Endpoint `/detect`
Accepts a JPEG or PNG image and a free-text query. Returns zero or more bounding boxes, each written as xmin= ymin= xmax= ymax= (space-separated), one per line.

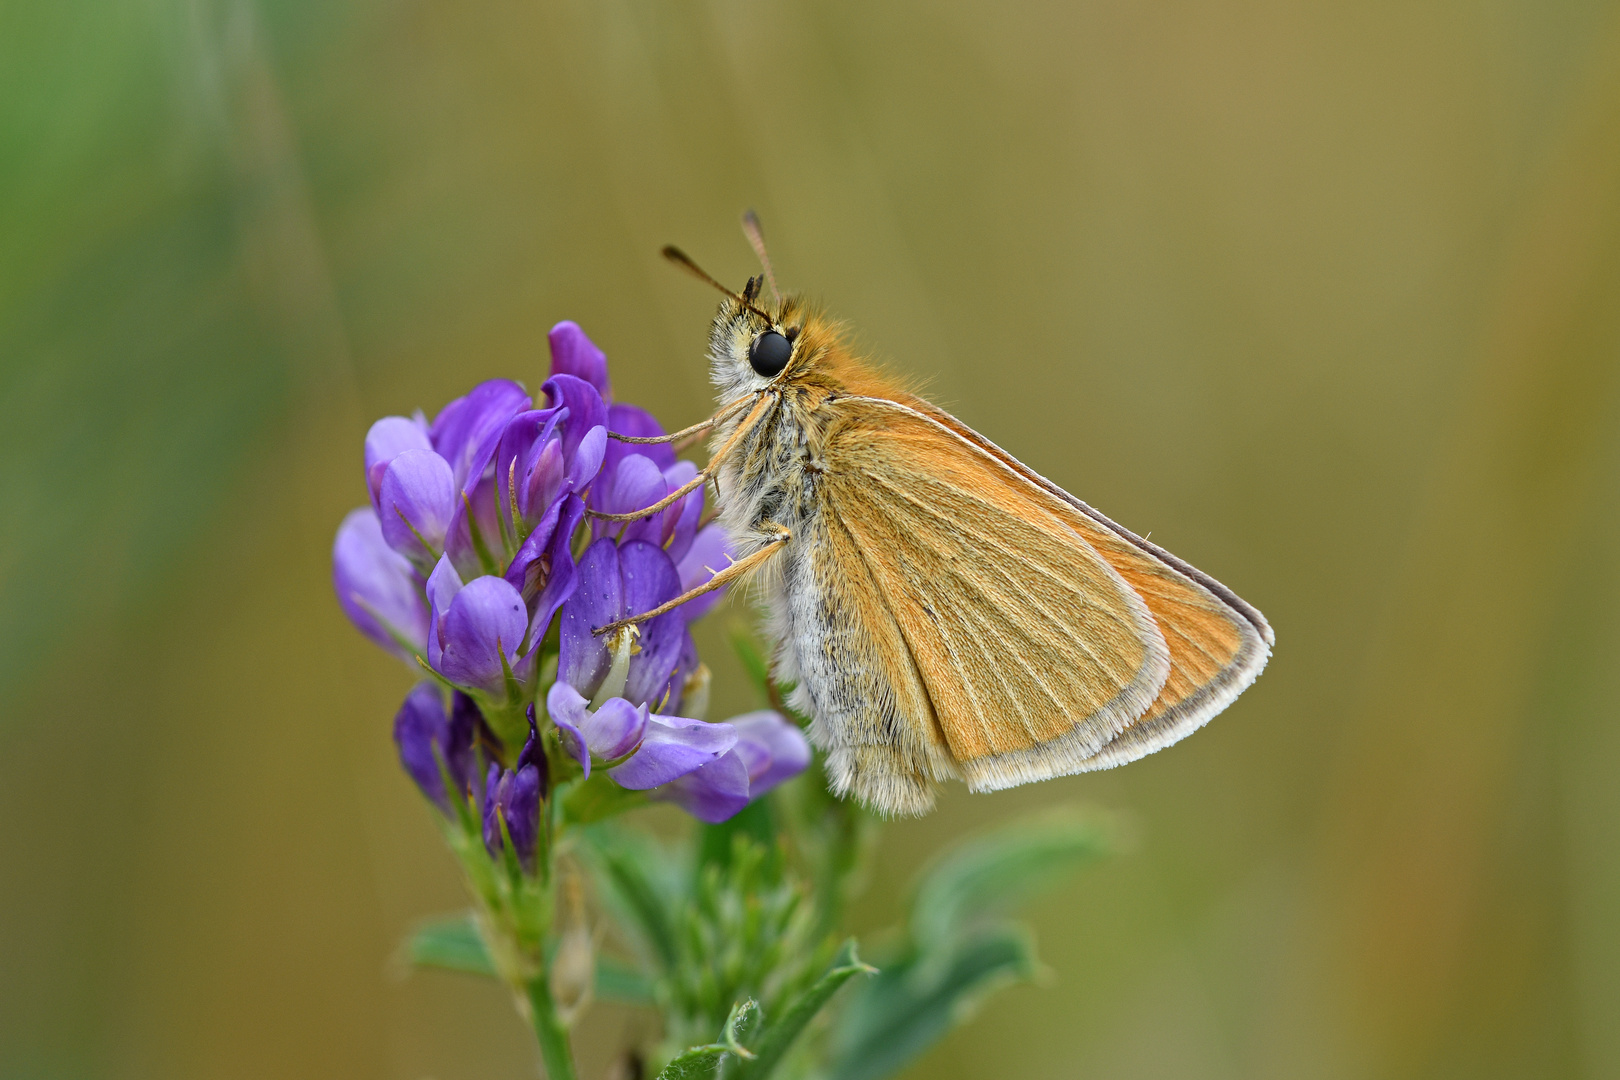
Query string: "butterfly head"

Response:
xmin=706 ymin=285 xmax=827 ymax=397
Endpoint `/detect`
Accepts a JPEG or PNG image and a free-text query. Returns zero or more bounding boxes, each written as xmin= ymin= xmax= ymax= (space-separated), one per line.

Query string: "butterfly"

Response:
xmin=593 ymin=214 xmax=1273 ymax=816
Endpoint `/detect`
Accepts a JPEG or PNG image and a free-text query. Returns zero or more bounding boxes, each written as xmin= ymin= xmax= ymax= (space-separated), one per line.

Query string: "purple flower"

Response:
xmin=377 ymin=448 xmax=457 ymax=572
xmin=558 ymin=538 xmax=692 ymax=709
xmin=425 ymin=557 xmax=535 ymax=698
xmin=365 ymin=414 xmax=432 ymax=513
xmin=728 ymin=711 xmax=813 ymax=795
xmin=548 ymin=321 xmax=612 ymax=401
xmin=490 ymin=385 xmax=606 ymax=640
xmin=503 ymin=494 xmax=587 ymax=650
xmin=673 ymin=523 xmax=732 ymax=623
xmin=547 ymin=681 xmax=736 ymax=789
xmin=588 ymin=404 xmax=703 ymax=552
xmin=654 ymin=711 xmax=810 ymax=823
xmin=393 ymin=684 xmax=481 ymax=811
xmin=333 ymin=508 xmax=429 ymax=662
xmin=431 ymin=380 xmax=533 ymax=579
xmin=483 ymin=714 xmax=547 ymax=869
xmin=431 ymin=379 xmax=533 ymax=492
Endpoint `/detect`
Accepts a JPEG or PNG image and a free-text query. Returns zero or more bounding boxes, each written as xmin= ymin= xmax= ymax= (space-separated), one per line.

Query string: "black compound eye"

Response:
xmin=748 ymin=330 xmax=793 ymax=377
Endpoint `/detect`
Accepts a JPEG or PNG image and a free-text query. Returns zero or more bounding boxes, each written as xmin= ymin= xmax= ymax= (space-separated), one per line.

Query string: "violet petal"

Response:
xmin=424 ymin=554 xmax=464 ymax=671
xmin=674 ymin=523 xmax=732 ymax=623
xmin=582 ymin=697 xmax=648 ymax=762
xmin=365 ymin=415 xmax=432 ymax=512
xmin=591 ymin=453 xmax=667 ymax=545
xmin=661 ymin=459 xmax=704 ymax=561
xmin=542 ymin=375 xmax=608 ymax=467
xmin=493 ymin=408 xmax=563 ymax=542
xmin=393 ymin=683 xmax=452 ymax=810
xmin=437 ymin=575 xmax=530 ymax=696
xmin=618 ymin=541 xmax=687 ymax=706
xmin=547 ymin=320 xmax=612 ymax=400
xmin=444 ymin=471 xmax=502 ymax=581
xmin=604 ymin=404 xmax=675 ymax=471
xmin=333 ymin=508 xmax=429 ymax=662
xmin=431 ymin=379 xmax=532 ymax=493
xmin=378 ymin=448 xmax=456 ymax=570
xmin=567 ymin=425 xmax=608 ymax=492
xmin=654 ymin=750 xmax=753 ymax=824
xmin=607 ymin=713 xmax=736 ymax=790
xmin=483 ymin=763 xmax=542 ymax=869
xmin=729 ymin=710 xmax=811 ymax=795
xmin=557 ymin=537 xmax=622 ymax=697
xmin=547 ymin=680 xmax=593 ymax=777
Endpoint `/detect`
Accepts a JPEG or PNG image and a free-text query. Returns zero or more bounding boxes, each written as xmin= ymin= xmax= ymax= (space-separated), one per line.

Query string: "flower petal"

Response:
xmin=431 ymin=379 xmax=532 ymax=493
xmin=365 ymin=415 xmax=432 ymax=512
xmin=607 ymin=713 xmax=736 ymax=790
xmin=568 ymin=424 xmax=608 ymax=491
xmin=443 ymin=471 xmax=502 ymax=581
xmin=393 ymin=683 xmax=451 ymax=809
xmin=582 ymin=697 xmax=647 ymax=762
xmin=332 ymin=508 xmax=429 ymax=662
xmin=424 ymin=554 xmax=464 ymax=671
xmin=483 ymin=763 xmax=543 ymax=869
xmin=591 ymin=452 xmax=667 ymax=545
xmin=493 ymin=408 xmax=564 ymax=544
xmin=618 ymin=541 xmax=687 ymax=706
xmin=674 ymin=523 xmax=732 ymax=623
xmin=604 ymin=403 xmax=675 ymax=470
xmin=654 ymin=750 xmax=753 ymax=824
xmin=729 ymin=710 xmax=811 ymax=795
xmin=547 ymin=321 xmax=612 ymax=400
xmin=436 ymin=575 xmax=530 ymax=696
xmin=661 ymin=460 xmax=704 ymax=562
xmin=542 ymin=375 xmax=608 ymax=468
xmin=547 ymin=680 xmax=593 ymax=777
xmin=558 ymin=537 xmax=621 ymax=697
xmin=378 ymin=449 xmax=456 ymax=570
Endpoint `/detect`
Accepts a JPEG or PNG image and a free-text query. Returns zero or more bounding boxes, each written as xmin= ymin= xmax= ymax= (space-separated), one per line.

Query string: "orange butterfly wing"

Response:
xmin=817 ymin=396 xmax=1270 ymax=791
xmin=909 ymin=398 xmax=1274 ymax=768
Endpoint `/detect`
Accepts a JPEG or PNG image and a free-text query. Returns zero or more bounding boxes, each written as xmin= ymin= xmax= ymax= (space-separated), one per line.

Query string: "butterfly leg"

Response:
xmin=588 ymin=392 xmax=775 ymax=524
xmin=605 ymin=391 xmax=759 ymax=448
xmin=591 ymin=526 xmax=790 ymax=637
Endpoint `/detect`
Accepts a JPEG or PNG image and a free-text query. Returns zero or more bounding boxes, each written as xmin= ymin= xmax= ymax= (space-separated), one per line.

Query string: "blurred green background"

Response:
xmin=4 ymin=0 xmax=1620 ymax=1077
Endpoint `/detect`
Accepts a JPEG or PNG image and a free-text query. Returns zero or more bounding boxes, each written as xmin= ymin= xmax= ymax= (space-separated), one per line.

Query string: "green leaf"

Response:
xmin=405 ymin=912 xmax=496 ymax=978
xmin=910 ymin=807 xmax=1113 ymax=949
xmin=827 ymin=927 xmax=1038 ymax=1080
xmin=736 ymin=940 xmax=875 ymax=1080
xmin=655 ymin=1044 xmax=728 ymax=1080
xmin=575 ymin=822 xmax=682 ymax=971
xmin=656 ymin=999 xmax=758 ymax=1080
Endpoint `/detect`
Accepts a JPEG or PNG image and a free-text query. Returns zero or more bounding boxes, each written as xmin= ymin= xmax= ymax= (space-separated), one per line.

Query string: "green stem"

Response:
xmin=526 ymin=974 xmax=578 ymax=1080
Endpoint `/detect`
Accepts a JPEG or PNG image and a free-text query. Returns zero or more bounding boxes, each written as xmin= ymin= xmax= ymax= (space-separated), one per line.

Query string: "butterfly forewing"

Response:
xmin=816 ymin=398 xmax=1173 ymax=791
xmin=814 ymin=396 xmax=1271 ymax=793
xmin=908 ymin=399 xmax=1273 ymax=768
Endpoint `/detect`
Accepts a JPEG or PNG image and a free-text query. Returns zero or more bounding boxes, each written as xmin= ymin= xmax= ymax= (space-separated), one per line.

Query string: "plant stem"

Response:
xmin=526 ymin=974 xmax=578 ymax=1080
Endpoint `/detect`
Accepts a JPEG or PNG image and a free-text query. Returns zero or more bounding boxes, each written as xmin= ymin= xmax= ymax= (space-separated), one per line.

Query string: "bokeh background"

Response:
xmin=5 ymin=1 xmax=1620 ymax=1077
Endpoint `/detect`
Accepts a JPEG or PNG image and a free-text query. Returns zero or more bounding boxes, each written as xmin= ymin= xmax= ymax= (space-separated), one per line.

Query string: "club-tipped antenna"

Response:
xmin=661 ymin=245 xmax=775 ymax=325
xmin=741 ymin=210 xmax=780 ymax=304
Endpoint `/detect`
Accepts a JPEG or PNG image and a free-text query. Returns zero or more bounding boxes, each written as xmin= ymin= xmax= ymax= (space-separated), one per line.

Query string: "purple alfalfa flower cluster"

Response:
xmin=332 ymin=321 xmax=809 ymax=866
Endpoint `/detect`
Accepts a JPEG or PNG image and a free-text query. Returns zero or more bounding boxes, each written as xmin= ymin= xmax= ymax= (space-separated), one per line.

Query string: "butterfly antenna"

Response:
xmin=741 ymin=209 xmax=780 ymax=304
xmin=661 ymin=245 xmax=775 ymax=324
